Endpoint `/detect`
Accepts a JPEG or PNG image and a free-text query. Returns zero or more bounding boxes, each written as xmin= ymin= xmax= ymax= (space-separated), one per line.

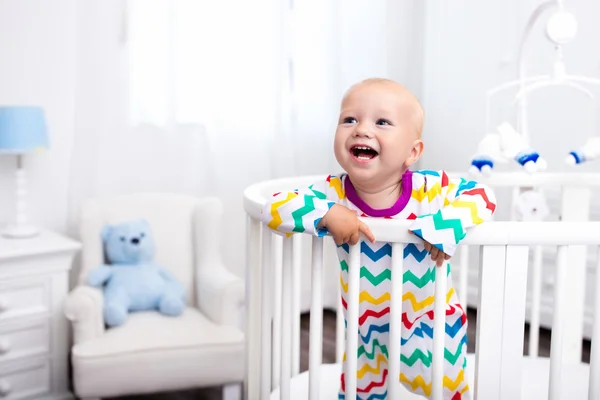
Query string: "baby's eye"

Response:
xmin=343 ymin=117 xmax=357 ymax=124
xmin=120 ymin=236 xmax=126 ymax=242
xmin=140 ymin=232 xmax=145 ymax=238
xmin=376 ymin=119 xmax=391 ymax=126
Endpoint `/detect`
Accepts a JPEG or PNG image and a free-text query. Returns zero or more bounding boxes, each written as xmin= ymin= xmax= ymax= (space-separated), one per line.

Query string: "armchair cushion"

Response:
xmin=71 ymin=307 xmax=244 ymax=398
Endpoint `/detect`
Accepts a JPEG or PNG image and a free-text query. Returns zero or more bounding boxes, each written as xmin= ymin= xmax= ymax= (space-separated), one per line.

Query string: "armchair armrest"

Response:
xmin=63 ymin=285 xmax=105 ymax=344
xmin=196 ymin=265 xmax=245 ymax=329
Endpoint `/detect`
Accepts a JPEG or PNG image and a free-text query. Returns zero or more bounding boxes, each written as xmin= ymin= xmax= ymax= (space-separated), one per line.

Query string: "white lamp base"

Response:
xmin=3 ymin=156 xmax=40 ymax=239
xmin=2 ymin=224 xmax=40 ymax=239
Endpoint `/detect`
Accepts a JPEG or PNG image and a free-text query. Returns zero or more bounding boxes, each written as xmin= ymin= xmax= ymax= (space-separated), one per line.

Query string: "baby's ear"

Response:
xmin=101 ymin=225 xmax=113 ymax=242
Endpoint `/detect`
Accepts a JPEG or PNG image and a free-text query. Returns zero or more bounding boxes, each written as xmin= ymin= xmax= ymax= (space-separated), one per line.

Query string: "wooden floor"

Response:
xmin=112 ymin=308 xmax=591 ymax=400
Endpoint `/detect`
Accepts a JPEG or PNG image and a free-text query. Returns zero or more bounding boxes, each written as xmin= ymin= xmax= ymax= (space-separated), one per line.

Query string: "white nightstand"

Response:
xmin=0 ymin=229 xmax=81 ymax=400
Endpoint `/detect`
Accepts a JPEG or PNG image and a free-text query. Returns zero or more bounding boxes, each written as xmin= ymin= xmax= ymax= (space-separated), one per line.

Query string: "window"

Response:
xmin=126 ymin=0 xmax=284 ymax=132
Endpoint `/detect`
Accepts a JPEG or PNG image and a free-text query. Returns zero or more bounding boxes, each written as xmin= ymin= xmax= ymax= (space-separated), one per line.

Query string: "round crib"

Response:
xmin=243 ymin=172 xmax=600 ymax=400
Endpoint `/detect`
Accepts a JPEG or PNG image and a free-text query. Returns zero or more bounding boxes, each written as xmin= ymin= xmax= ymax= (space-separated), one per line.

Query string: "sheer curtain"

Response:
xmin=68 ymin=0 xmax=422 ymax=277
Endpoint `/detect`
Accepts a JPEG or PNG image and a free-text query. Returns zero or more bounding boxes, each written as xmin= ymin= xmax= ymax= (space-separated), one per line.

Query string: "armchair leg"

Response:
xmin=222 ymin=383 xmax=242 ymax=400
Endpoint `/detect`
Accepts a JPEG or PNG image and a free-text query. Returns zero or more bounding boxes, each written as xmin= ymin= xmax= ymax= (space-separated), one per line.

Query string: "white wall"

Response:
xmin=386 ymin=0 xmax=426 ymax=104
xmin=0 ymin=0 xmax=77 ymax=234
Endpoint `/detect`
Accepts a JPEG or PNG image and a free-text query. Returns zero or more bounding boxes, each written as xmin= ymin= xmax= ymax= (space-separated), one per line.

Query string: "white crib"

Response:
xmin=243 ymin=172 xmax=600 ymax=400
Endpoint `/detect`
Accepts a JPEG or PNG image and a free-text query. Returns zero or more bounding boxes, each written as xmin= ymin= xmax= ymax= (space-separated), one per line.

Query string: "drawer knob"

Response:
xmin=0 ymin=339 xmax=10 ymax=354
xmin=0 ymin=297 xmax=8 ymax=312
xmin=0 ymin=380 xmax=11 ymax=397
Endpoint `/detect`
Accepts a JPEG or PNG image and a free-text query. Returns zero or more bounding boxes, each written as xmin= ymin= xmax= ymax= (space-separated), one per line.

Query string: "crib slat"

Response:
xmin=588 ymin=246 xmax=600 ymax=400
xmin=529 ymin=245 xmax=543 ymax=358
xmin=245 ymin=217 xmax=262 ymax=400
xmin=549 ymin=245 xmax=569 ymax=400
xmin=280 ymin=237 xmax=294 ymax=399
xmin=345 ymin=243 xmax=361 ymax=399
xmin=474 ymin=245 xmax=506 ymax=400
xmin=260 ymin=229 xmax=273 ymax=399
xmin=459 ymin=245 xmax=469 ymax=310
xmin=271 ymin=235 xmax=283 ymax=389
xmin=432 ymin=263 xmax=447 ymax=400
xmin=292 ymin=234 xmax=302 ymax=376
xmin=309 ymin=237 xmax=324 ymax=400
xmin=559 ymin=186 xmax=590 ymax=365
xmin=388 ymin=243 xmax=404 ymax=399
xmin=500 ymin=246 xmax=529 ymax=399
xmin=336 ymin=275 xmax=345 ymax=364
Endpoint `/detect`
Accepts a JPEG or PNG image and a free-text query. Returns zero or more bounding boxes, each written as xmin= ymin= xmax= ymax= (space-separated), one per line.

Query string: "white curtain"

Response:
xmin=67 ymin=0 xmax=425 ymax=277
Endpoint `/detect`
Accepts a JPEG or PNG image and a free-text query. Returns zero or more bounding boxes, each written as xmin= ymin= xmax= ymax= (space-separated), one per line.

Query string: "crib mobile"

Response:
xmin=469 ymin=1 xmax=600 ymax=179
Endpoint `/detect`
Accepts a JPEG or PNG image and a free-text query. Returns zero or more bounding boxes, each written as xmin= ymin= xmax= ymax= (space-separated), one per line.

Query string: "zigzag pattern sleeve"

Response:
xmin=260 ymin=175 xmax=344 ymax=237
xmin=408 ymin=170 xmax=497 ymax=257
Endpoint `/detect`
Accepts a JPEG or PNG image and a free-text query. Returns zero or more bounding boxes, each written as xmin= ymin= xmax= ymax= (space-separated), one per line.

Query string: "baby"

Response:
xmin=262 ymin=78 xmax=496 ymax=399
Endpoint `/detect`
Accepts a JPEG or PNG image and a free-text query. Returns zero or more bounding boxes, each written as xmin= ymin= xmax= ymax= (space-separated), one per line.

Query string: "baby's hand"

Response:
xmin=422 ymin=241 xmax=450 ymax=267
xmin=320 ymin=204 xmax=375 ymax=246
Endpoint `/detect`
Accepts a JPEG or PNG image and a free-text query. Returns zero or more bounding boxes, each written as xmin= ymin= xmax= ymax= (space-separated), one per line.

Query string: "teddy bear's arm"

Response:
xmin=158 ymin=267 xmax=178 ymax=282
xmin=86 ymin=265 xmax=113 ymax=287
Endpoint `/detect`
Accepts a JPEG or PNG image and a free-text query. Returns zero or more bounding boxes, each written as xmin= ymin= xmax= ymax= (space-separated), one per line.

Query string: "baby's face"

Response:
xmin=334 ymin=81 xmax=423 ymax=187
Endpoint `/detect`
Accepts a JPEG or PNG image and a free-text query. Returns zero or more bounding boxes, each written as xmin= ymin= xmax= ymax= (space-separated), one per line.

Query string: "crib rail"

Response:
xmin=244 ymin=174 xmax=600 ymax=400
xmin=245 ymin=214 xmax=600 ymax=400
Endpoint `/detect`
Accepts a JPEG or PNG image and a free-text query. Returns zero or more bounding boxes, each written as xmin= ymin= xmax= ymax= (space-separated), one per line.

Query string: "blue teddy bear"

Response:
xmin=86 ymin=219 xmax=186 ymax=327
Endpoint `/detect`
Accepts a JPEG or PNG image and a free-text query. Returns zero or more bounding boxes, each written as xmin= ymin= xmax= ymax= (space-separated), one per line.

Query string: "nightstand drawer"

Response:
xmin=0 ymin=318 xmax=49 ymax=363
xmin=0 ymin=277 xmax=49 ymax=322
xmin=0 ymin=357 xmax=50 ymax=399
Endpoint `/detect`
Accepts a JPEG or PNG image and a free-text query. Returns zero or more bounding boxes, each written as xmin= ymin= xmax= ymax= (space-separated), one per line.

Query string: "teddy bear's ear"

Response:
xmin=101 ymin=225 xmax=113 ymax=242
xmin=139 ymin=219 xmax=151 ymax=229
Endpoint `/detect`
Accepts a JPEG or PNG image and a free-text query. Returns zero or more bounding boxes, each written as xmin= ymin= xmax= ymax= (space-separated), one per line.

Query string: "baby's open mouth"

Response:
xmin=350 ymin=145 xmax=379 ymax=160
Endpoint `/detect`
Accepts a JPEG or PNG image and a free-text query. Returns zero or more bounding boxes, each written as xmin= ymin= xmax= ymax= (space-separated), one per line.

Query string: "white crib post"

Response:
xmin=559 ymin=186 xmax=590 ymax=365
xmin=292 ymin=234 xmax=302 ymax=376
xmin=388 ymin=243 xmax=404 ymax=398
xmin=587 ymin=246 xmax=600 ymax=400
xmin=432 ymin=263 xmax=447 ymax=400
xmin=280 ymin=237 xmax=294 ymax=400
xmin=335 ymin=292 xmax=346 ymax=363
xmin=244 ymin=217 xmax=262 ymax=400
xmin=529 ymin=245 xmax=543 ymax=358
xmin=344 ymin=243 xmax=361 ymax=399
xmin=500 ymin=246 xmax=529 ymax=399
xmin=459 ymin=245 xmax=469 ymax=310
xmin=474 ymin=245 xmax=507 ymax=400
xmin=272 ymin=235 xmax=283 ymax=389
xmin=309 ymin=237 xmax=324 ymax=400
xmin=336 ymin=280 xmax=345 ymax=364
xmin=260 ymin=228 xmax=273 ymax=399
xmin=549 ymin=245 xmax=569 ymax=400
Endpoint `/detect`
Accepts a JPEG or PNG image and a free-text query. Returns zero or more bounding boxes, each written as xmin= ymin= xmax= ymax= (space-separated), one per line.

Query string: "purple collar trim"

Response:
xmin=344 ymin=170 xmax=413 ymax=217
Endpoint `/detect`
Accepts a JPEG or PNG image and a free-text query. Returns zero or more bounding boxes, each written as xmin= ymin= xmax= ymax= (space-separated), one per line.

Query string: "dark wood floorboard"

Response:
xmin=111 ymin=308 xmax=590 ymax=400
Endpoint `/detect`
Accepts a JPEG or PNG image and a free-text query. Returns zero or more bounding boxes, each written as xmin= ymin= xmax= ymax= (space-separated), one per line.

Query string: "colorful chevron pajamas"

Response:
xmin=261 ymin=169 xmax=497 ymax=400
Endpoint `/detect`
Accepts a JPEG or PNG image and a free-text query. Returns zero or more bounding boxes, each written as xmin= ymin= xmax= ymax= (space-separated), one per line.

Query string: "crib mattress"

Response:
xmin=270 ymin=354 xmax=590 ymax=399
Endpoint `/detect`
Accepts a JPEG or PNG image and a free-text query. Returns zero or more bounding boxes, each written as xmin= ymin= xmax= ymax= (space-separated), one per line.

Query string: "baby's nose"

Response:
xmin=131 ymin=237 xmax=140 ymax=245
xmin=354 ymin=127 xmax=371 ymax=137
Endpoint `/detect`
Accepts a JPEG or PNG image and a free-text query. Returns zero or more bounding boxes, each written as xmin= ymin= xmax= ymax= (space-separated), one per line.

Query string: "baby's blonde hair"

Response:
xmin=343 ymin=77 xmax=424 ymax=138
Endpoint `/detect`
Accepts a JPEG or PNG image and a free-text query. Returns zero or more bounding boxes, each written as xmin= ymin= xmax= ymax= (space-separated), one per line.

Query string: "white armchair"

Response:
xmin=63 ymin=193 xmax=245 ymax=400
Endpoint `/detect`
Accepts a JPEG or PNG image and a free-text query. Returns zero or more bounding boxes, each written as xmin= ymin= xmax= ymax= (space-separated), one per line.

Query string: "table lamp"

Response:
xmin=0 ymin=106 xmax=48 ymax=238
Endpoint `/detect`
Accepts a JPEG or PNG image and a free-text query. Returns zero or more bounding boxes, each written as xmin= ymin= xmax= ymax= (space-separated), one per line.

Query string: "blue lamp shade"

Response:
xmin=0 ymin=106 xmax=49 ymax=154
